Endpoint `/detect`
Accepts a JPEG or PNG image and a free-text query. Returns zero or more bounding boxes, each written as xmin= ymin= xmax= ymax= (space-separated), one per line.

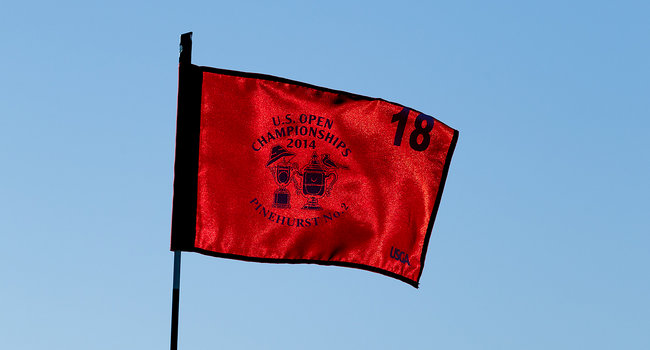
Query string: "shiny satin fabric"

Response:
xmin=175 ymin=65 xmax=458 ymax=287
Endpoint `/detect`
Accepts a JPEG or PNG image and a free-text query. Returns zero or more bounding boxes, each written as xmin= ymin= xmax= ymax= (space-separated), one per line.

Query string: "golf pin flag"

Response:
xmin=171 ymin=50 xmax=458 ymax=288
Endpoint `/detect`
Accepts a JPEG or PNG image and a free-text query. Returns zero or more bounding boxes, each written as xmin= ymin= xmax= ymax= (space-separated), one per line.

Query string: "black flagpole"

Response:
xmin=171 ymin=31 xmax=193 ymax=350
xmin=170 ymin=250 xmax=182 ymax=350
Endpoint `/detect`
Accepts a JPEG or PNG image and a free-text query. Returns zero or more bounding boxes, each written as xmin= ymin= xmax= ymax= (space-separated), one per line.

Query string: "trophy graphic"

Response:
xmin=295 ymin=152 xmax=337 ymax=210
xmin=267 ymin=146 xmax=296 ymax=208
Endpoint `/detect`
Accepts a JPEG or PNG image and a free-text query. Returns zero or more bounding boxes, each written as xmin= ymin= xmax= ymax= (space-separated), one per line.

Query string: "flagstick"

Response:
xmin=170 ymin=250 xmax=182 ymax=350
xmin=170 ymin=31 xmax=193 ymax=350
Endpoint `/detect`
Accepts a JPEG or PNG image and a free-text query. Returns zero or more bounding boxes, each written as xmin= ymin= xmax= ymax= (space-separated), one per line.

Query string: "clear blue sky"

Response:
xmin=1 ymin=1 xmax=648 ymax=349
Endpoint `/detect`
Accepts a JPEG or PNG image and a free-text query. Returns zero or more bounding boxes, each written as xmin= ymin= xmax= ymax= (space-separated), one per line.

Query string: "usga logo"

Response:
xmin=390 ymin=247 xmax=410 ymax=265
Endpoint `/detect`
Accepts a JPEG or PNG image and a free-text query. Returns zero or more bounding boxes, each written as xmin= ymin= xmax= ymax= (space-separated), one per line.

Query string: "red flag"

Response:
xmin=171 ymin=62 xmax=458 ymax=287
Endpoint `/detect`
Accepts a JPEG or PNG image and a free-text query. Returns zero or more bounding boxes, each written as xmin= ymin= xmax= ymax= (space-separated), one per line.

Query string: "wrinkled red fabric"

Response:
xmin=187 ymin=68 xmax=457 ymax=286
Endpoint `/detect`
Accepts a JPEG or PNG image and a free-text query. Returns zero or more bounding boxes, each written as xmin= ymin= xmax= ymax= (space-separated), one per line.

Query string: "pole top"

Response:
xmin=179 ymin=32 xmax=193 ymax=64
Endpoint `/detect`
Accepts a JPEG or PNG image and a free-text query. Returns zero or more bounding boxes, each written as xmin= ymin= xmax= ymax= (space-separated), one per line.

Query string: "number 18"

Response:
xmin=390 ymin=107 xmax=435 ymax=151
